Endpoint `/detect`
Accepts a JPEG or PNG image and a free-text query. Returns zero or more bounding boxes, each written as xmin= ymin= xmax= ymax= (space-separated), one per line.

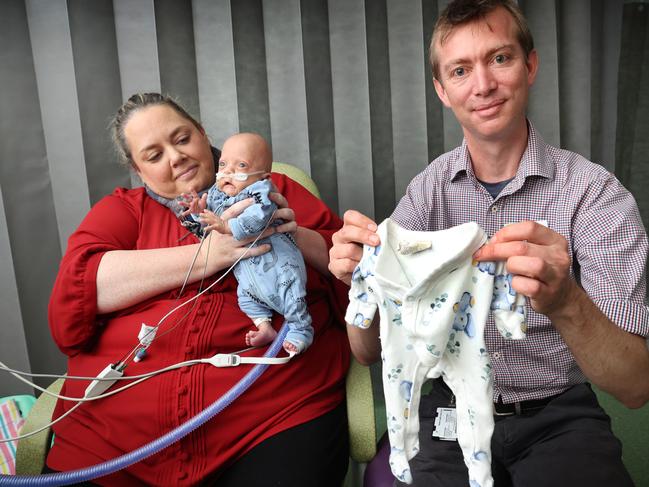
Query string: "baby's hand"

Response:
xmin=200 ymin=210 xmax=230 ymax=234
xmin=179 ymin=192 xmax=207 ymax=216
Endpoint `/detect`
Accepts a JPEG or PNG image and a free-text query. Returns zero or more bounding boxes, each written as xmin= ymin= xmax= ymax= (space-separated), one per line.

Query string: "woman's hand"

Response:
xmin=268 ymin=190 xmax=329 ymax=275
xmin=199 ymin=226 xmax=271 ymax=275
xmin=268 ymin=191 xmax=297 ymax=234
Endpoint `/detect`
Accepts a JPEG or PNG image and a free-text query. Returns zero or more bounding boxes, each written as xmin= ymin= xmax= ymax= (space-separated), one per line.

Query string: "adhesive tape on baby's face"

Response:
xmin=216 ymin=170 xmax=265 ymax=182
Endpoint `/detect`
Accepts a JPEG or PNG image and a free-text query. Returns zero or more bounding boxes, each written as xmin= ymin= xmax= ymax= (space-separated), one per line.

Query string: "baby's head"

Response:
xmin=217 ymin=132 xmax=272 ymax=196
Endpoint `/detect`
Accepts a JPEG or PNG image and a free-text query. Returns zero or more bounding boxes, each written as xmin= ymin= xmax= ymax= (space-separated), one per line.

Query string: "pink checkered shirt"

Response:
xmin=391 ymin=121 xmax=649 ymax=402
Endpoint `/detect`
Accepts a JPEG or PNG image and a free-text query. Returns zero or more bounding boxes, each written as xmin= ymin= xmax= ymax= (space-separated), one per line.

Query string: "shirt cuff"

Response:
xmin=345 ymin=301 xmax=377 ymax=329
xmin=595 ymin=298 xmax=649 ymax=337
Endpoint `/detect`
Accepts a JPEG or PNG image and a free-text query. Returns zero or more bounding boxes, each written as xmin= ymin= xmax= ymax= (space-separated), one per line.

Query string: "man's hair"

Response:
xmin=111 ymin=93 xmax=203 ymax=168
xmin=429 ymin=0 xmax=534 ymax=81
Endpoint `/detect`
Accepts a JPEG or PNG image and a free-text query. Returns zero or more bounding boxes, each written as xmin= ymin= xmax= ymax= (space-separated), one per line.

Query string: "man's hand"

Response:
xmin=473 ymin=221 xmax=577 ymax=318
xmin=329 ymin=210 xmax=380 ymax=285
xmin=474 ymin=220 xmax=649 ymax=408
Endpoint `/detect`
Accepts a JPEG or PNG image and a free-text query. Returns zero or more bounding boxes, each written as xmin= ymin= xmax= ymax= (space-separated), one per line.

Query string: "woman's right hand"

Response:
xmin=200 ymin=225 xmax=271 ymax=274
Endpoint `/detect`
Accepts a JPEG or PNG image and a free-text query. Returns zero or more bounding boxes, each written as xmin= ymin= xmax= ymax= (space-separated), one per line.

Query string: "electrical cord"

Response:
xmin=0 ymin=345 xmax=292 ymax=444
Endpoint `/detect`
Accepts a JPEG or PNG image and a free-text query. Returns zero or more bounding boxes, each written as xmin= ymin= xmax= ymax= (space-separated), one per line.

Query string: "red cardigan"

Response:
xmin=47 ymin=174 xmax=350 ymax=486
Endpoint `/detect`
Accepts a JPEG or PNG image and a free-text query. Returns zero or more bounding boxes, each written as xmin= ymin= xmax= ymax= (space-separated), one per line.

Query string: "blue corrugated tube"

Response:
xmin=0 ymin=325 xmax=288 ymax=486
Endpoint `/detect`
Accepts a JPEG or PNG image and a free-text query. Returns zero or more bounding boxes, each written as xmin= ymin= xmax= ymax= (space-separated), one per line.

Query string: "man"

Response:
xmin=329 ymin=1 xmax=649 ymax=485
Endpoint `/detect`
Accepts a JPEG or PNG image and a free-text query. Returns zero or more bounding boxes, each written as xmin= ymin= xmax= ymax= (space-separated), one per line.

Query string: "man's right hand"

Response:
xmin=329 ymin=210 xmax=381 ymax=285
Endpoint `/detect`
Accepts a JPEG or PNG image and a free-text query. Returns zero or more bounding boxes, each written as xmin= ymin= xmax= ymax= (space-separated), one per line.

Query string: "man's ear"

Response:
xmin=433 ymin=77 xmax=451 ymax=108
xmin=526 ymin=49 xmax=539 ymax=87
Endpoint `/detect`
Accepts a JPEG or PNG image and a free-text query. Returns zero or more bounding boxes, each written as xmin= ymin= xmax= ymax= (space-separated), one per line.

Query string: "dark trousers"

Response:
xmin=43 ymin=402 xmax=349 ymax=487
xmin=212 ymin=401 xmax=349 ymax=486
xmin=397 ymin=382 xmax=634 ymax=487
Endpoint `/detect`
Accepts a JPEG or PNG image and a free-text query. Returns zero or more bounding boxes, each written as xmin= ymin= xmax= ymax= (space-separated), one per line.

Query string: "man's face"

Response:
xmin=432 ymin=7 xmax=538 ymax=143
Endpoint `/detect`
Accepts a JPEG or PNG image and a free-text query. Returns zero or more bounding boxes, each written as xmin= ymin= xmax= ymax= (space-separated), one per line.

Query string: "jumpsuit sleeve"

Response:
xmin=490 ymin=260 xmax=527 ymax=340
xmin=48 ymin=189 xmax=141 ymax=356
xmin=344 ymin=245 xmax=379 ymax=329
xmin=228 ymin=180 xmax=278 ymax=241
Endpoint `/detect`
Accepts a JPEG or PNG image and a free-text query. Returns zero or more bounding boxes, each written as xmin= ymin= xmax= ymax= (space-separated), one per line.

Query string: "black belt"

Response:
xmin=493 ymin=394 xmax=557 ymax=416
xmin=432 ymin=379 xmax=558 ymax=416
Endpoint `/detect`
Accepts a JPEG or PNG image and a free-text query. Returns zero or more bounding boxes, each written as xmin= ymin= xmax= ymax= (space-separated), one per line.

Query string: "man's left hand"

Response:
xmin=473 ymin=221 xmax=577 ymax=317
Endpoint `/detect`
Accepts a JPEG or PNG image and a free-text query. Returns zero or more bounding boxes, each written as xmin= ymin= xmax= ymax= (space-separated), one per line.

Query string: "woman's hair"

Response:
xmin=111 ymin=93 xmax=202 ymax=167
xmin=429 ymin=0 xmax=534 ymax=81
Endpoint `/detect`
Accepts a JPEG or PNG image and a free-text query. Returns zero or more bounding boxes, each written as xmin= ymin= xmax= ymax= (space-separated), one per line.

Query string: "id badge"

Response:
xmin=432 ymin=407 xmax=457 ymax=441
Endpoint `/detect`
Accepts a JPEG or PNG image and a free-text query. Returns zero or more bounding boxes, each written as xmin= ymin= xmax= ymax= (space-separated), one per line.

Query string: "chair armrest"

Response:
xmin=271 ymin=162 xmax=321 ymax=199
xmin=15 ymin=379 xmax=65 ymax=475
xmin=346 ymin=358 xmax=377 ymax=463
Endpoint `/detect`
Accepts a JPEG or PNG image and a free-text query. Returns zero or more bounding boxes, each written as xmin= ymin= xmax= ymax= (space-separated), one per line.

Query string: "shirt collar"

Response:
xmin=450 ymin=120 xmax=555 ymax=183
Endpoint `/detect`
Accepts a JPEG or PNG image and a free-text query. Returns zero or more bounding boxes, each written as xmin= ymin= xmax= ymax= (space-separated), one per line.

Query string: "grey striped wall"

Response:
xmin=1 ymin=0 xmax=648 ymax=395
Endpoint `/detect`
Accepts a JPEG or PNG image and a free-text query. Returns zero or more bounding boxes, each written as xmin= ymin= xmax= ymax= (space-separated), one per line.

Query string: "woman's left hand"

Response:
xmin=269 ymin=191 xmax=297 ymax=234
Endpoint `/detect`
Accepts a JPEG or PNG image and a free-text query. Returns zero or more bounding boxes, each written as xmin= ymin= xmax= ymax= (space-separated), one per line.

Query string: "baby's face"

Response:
xmin=217 ymin=138 xmax=270 ymax=196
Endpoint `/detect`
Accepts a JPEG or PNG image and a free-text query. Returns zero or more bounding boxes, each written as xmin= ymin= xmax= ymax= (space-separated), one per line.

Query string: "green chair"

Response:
xmin=13 ymin=163 xmax=382 ymax=484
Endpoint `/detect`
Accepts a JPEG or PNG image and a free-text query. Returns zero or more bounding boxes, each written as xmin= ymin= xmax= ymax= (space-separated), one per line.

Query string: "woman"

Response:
xmin=46 ymin=93 xmax=351 ymax=486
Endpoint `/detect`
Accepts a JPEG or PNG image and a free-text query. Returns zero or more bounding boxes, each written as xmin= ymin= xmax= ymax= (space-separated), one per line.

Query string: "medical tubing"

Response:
xmin=0 ymin=325 xmax=288 ymax=486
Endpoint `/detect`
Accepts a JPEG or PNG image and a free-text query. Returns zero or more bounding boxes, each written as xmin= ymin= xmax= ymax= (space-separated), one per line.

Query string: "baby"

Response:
xmin=182 ymin=133 xmax=313 ymax=355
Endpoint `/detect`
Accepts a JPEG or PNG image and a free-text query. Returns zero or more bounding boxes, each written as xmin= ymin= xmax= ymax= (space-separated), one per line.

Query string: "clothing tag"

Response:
xmin=397 ymin=239 xmax=432 ymax=255
xmin=432 ymin=407 xmax=457 ymax=441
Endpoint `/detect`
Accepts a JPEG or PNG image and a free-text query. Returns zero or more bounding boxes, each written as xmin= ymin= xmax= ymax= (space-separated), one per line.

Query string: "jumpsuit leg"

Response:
xmin=236 ymin=264 xmax=273 ymax=324
xmin=272 ymin=236 xmax=313 ymax=352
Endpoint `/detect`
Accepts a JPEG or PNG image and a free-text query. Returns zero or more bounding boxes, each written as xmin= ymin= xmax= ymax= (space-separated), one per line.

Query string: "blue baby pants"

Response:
xmin=205 ymin=179 xmax=313 ymax=352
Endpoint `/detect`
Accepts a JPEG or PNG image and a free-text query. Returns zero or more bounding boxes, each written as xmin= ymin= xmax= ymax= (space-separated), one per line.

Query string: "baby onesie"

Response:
xmin=345 ymin=219 xmax=527 ymax=487
xmin=203 ymin=179 xmax=313 ymax=352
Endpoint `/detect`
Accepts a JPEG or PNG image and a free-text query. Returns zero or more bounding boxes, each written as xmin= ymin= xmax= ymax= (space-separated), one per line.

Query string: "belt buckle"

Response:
xmin=493 ymin=401 xmax=522 ymax=416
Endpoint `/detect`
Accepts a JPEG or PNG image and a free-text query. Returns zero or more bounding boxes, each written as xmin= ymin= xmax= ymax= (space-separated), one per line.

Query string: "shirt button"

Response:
xmin=190 ymin=325 xmax=200 ymax=333
xmin=491 ymin=205 xmax=499 ymax=213
xmin=178 ymin=408 xmax=188 ymax=418
xmin=196 ymin=309 xmax=206 ymax=317
xmin=178 ymin=385 xmax=189 ymax=395
xmin=180 ymin=452 xmax=190 ymax=462
xmin=492 ymin=352 xmax=501 ymax=360
xmin=180 ymin=366 xmax=190 ymax=374
xmin=185 ymin=345 xmax=194 ymax=354
xmin=178 ymin=471 xmax=188 ymax=480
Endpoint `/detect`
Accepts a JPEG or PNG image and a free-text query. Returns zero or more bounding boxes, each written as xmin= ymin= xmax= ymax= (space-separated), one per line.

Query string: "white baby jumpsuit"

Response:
xmin=345 ymin=219 xmax=527 ymax=487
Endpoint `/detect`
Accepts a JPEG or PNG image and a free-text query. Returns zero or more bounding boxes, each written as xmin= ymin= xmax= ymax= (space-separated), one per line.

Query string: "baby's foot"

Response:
xmin=245 ymin=322 xmax=277 ymax=347
xmin=283 ymin=341 xmax=299 ymax=355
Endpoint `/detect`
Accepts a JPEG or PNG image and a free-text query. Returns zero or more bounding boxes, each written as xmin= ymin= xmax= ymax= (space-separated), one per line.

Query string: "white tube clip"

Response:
xmin=204 ymin=353 xmax=292 ymax=367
